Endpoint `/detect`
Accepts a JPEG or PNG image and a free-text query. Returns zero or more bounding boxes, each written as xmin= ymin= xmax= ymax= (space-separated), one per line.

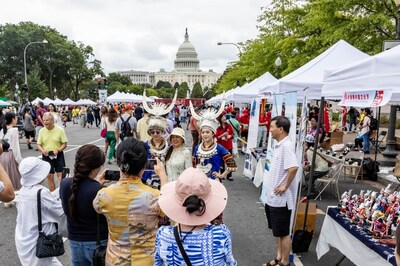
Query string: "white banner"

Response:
xmin=243 ymin=98 xmax=261 ymax=179
xmin=339 ymin=90 xmax=392 ymax=107
xmin=99 ymin=90 xmax=107 ymax=105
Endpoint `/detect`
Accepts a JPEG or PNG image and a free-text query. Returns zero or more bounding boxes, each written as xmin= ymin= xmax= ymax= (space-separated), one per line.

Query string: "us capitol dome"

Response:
xmin=118 ymin=29 xmax=221 ymax=91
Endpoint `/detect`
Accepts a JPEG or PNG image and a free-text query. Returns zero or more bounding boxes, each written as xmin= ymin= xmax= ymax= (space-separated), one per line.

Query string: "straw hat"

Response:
xmin=159 ymin=167 xmax=228 ymax=226
xmin=19 ymin=157 xmax=51 ymax=187
xmin=168 ymin=127 xmax=186 ymax=143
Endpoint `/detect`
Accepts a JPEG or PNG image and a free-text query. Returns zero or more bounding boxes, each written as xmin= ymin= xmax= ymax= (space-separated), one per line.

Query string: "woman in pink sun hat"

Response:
xmin=154 ymin=167 xmax=237 ymax=265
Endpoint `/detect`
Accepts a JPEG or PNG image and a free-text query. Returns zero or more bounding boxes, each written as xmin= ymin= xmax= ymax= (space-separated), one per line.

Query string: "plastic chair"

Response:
xmin=370 ymin=130 xmax=387 ymax=153
xmin=342 ymin=151 xmax=364 ymax=183
xmin=314 ymin=163 xmax=341 ymax=200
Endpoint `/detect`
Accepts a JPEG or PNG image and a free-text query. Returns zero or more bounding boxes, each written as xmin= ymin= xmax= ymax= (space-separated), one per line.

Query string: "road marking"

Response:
xmin=63 ymin=138 xmax=104 ymax=154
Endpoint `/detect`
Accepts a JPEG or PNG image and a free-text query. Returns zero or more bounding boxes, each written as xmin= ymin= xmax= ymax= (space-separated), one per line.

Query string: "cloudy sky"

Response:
xmin=1 ymin=0 xmax=268 ymax=74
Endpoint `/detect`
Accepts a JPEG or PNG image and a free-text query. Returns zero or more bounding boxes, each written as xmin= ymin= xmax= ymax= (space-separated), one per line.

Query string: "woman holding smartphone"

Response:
xmin=59 ymin=144 xmax=108 ymax=266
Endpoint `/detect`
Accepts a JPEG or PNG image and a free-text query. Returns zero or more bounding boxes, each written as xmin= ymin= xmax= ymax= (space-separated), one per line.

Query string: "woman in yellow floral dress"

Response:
xmin=93 ymin=137 xmax=168 ymax=265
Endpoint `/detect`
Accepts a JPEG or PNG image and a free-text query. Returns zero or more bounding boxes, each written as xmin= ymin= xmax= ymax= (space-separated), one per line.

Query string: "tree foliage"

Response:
xmin=215 ymin=0 xmax=399 ymax=93
xmin=0 ymin=22 xmax=103 ymax=101
xmin=191 ymin=82 xmax=203 ymax=98
xmin=178 ymin=82 xmax=189 ymax=98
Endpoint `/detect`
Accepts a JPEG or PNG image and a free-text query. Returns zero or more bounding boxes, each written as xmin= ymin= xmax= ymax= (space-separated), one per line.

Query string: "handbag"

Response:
xmin=36 ymin=189 xmax=65 ymax=258
xmin=173 ymin=226 xmax=192 ymax=266
xmin=100 ymin=128 xmax=107 ymax=138
xmin=92 ymin=214 xmax=107 ymax=266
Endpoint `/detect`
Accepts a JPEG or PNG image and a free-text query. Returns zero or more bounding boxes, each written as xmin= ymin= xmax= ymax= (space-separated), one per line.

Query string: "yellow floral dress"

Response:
xmin=93 ymin=178 xmax=162 ymax=265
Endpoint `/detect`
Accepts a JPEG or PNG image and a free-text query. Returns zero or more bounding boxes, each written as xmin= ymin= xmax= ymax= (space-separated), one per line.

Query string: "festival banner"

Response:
xmin=339 ymin=89 xmax=392 ymax=107
xmin=243 ymin=98 xmax=261 ymax=179
xmin=98 ymin=89 xmax=107 ymax=105
xmin=260 ymin=94 xmax=284 ymax=204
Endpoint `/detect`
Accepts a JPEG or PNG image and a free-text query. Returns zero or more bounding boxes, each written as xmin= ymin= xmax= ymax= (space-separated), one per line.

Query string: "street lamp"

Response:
xmin=275 ymin=55 xmax=282 ymax=78
xmin=217 ymin=42 xmax=242 ymax=57
xmin=23 ymin=39 xmax=48 ymax=99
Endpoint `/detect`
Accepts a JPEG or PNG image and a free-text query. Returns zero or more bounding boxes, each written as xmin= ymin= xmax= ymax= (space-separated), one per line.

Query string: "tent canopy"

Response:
xmin=52 ymin=98 xmax=65 ymax=105
xmin=31 ymin=97 xmax=42 ymax=105
xmin=107 ymin=91 xmax=153 ymax=103
xmin=322 ymin=44 xmax=400 ymax=102
xmin=260 ymin=40 xmax=370 ymax=99
xmin=63 ymin=98 xmax=76 ymax=105
xmin=233 ymin=72 xmax=277 ymax=103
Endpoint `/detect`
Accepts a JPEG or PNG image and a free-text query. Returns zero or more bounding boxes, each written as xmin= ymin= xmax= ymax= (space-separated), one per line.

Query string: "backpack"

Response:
xmin=120 ymin=116 xmax=133 ymax=139
xmin=368 ymin=115 xmax=378 ymax=131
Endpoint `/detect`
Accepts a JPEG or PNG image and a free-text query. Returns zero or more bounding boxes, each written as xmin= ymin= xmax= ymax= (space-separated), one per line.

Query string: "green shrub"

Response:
xmin=379 ymin=116 xmax=389 ymax=125
xmin=331 ymin=113 xmax=339 ymax=121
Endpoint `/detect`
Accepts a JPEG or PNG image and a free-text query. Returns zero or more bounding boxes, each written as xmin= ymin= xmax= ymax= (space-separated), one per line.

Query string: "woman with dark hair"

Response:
xmin=93 ymin=137 xmax=167 ymax=265
xmin=60 ymin=144 xmax=108 ymax=266
xmin=100 ymin=106 xmax=109 ymax=155
xmin=155 ymin=167 xmax=237 ymax=265
xmin=0 ymin=112 xmax=22 ymax=164
xmin=86 ymin=106 xmax=94 ymax=128
xmin=23 ymin=108 xmax=35 ymax=149
xmin=48 ymin=103 xmax=63 ymax=126
xmin=104 ymin=108 xmax=117 ymax=164
xmin=165 ymin=128 xmax=191 ymax=182
xmin=215 ymin=114 xmax=234 ymax=181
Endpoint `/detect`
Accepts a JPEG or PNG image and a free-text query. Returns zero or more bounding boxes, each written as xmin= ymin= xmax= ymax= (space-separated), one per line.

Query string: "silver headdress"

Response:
xmin=143 ymin=90 xmax=177 ymax=132
xmin=190 ymin=99 xmax=225 ymax=133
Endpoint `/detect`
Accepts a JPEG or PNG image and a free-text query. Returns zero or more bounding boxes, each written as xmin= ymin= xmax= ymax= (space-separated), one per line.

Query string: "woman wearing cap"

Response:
xmin=93 ymin=137 xmax=167 ymax=265
xmin=15 ymin=157 xmax=65 ymax=266
xmin=59 ymin=144 xmax=108 ymax=265
xmin=165 ymin=127 xmax=192 ymax=182
xmin=154 ymin=167 xmax=237 ymax=266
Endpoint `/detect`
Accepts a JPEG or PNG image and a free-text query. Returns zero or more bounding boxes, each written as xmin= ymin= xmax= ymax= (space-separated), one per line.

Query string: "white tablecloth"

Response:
xmin=316 ymin=207 xmax=393 ymax=266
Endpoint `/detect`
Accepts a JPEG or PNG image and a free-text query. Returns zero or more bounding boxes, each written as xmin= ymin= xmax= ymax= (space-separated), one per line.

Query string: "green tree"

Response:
xmin=191 ymin=82 xmax=203 ymax=98
xmin=146 ymin=88 xmax=159 ymax=97
xmin=173 ymin=82 xmax=180 ymax=89
xmin=107 ymin=72 xmax=132 ymax=86
xmin=178 ymin=82 xmax=189 ymax=98
xmin=27 ymin=65 xmax=47 ymax=100
xmin=156 ymin=80 xmax=165 ymax=89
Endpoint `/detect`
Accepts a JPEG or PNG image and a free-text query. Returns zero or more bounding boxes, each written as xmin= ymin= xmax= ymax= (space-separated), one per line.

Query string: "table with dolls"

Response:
xmin=316 ymin=186 xmax=398 ymax=265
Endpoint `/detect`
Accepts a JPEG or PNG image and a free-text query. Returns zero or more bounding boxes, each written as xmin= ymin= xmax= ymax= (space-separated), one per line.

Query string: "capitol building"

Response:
xmin=118 ymin=29 xmax=221 ymax=91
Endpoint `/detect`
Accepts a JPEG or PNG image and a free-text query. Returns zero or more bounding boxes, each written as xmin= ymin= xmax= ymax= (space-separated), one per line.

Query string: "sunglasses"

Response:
xmin=150 ymin=130 xmax=162 ymax=135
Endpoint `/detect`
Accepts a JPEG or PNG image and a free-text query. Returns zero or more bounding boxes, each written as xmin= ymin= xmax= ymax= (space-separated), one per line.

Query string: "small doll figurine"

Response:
xmin=376 ymin=198 xmax=387 ymax=214
xmin=358 ymin=190 xmax=365 ymax=203
xmin=373 ymin=216 xmax=386 ymax=237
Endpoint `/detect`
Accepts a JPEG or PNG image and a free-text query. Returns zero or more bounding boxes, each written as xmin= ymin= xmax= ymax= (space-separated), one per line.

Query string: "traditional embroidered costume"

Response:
xmin=141 ymin=90 xmax=177 ymax=189
xmin=190 ymin=101 xmax=237 ymax=179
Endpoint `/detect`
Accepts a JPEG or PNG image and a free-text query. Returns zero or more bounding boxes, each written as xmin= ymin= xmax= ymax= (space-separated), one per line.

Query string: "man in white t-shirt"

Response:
xmin=264 ymin=116 xmax=299 ymax=266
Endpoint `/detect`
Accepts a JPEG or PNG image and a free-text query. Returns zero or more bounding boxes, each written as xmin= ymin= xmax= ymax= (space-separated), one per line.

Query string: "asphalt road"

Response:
xmin=0 ymin=121 xmax=386 ymax=265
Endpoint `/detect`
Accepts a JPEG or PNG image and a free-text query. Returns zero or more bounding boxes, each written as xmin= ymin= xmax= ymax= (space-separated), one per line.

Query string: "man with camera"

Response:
xmin=37 ymin=113 xmax=68 ymax=191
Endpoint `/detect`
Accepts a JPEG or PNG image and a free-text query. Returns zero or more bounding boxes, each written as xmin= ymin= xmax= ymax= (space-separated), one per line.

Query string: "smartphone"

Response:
xmin=145 ymin=159 xmax=157 ymax=170
xmin=105 ymin=170 xmax=120 ymax=181
xmin=61 ymin=167 xmax=70 ymax=179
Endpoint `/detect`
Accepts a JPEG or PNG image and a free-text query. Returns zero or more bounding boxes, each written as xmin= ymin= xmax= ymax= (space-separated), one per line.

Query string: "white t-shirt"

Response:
xmin=264 ymin=136 xmax=299 ymax=210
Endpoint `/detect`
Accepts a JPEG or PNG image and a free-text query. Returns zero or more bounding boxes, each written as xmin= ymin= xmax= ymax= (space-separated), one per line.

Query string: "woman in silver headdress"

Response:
xmin=191 ymin=101 xmax=237 ymax=181
xmin=141 ymin=91 xmax=177 ymax=189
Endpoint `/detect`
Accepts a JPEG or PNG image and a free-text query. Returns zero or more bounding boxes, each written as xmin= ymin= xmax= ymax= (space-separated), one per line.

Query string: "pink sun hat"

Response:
xmin=158 ymin=167 xmax=228 ymax=226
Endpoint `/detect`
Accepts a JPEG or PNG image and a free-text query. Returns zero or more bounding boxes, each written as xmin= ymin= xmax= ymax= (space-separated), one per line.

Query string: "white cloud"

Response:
xmin=1 ymin=0 xmax=268 ymax=74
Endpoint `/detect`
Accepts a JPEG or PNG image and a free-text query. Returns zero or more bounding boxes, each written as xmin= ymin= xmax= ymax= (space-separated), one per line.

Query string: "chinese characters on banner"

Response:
xmin=339 ymin=90 xmax=392 ymax=107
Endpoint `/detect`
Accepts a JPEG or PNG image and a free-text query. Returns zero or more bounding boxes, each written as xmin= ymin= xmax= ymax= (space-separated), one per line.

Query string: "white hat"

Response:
xmin=19 ymin=157 xmax=51 ymax=187
xmin=168 ymin=127 xmax=186 ymax=143
xmin=189 ymin=101 xmax=225 ymax=134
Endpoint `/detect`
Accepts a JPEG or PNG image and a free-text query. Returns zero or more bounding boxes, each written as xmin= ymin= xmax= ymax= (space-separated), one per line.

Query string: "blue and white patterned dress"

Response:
xmin=154 ymin=224 xmax=237 ymax=266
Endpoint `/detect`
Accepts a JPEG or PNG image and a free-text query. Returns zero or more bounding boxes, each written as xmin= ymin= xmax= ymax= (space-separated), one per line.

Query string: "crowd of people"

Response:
xmin=2 ymin=96 xmax=387 ymax=265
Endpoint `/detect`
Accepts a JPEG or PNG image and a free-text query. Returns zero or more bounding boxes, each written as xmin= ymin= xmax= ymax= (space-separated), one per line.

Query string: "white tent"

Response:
xmin=31 ymin=97 xmax=42 ymax=105
xmin=260 ymin=40 xmax=370 ymax=99
xmin=206 ymin=85 xmax=243 ymax=104
xmin=63 ymin=98 xmax=76 ymax=105
xmin=42 ymin=97 xmax=53 ymax=106
xmin=322 ymin=44 xmax=400 ymax=102
xmin=232 ymin=72 xmax=277 ymax=103
xmin=76 ymin=99 xmax=96 ymax=105
xmin=52 ymin=98 xmax=65 ymax=105
xmin=106 ymin=91 xmax=151 ymax=103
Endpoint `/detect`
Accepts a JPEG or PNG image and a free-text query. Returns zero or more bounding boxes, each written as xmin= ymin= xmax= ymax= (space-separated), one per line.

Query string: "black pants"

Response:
xmin=95 ymin=116 xmax=101 ymax=127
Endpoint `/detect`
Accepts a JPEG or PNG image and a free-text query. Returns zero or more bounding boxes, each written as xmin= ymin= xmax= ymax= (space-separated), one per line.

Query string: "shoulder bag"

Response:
xmin=92 ymin=214 xmax=107 ymax=266
xmin=173 ymin=226 xmax=192 ymax=266
xmin=36 ymin=189 xmax=65 ymax=258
